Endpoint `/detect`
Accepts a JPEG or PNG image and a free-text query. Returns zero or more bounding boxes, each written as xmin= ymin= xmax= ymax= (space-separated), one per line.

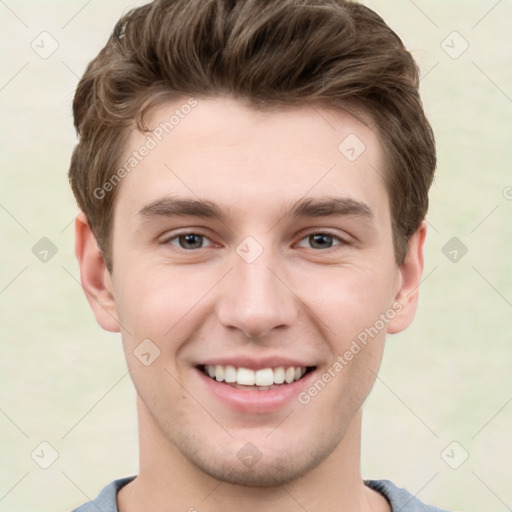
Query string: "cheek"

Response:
xmin=114 ymin=264 xmax=207 ymax=339
xmin=295 ymin=333 xmax=385 ymax=442
xmin=114 ymin=265 xmax=225 ymax=387
xmin=288 ymin=262 xmax=397 ymax=341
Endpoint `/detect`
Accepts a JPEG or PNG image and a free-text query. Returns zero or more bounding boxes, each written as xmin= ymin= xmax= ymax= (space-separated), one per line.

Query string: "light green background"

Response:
xmin=1 ymin=1 xmax=511 ymax=511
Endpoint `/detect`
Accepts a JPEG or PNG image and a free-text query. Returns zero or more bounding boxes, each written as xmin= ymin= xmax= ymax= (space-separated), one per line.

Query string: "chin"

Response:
xmin=181 ymin=437 xmax=336 ymax=488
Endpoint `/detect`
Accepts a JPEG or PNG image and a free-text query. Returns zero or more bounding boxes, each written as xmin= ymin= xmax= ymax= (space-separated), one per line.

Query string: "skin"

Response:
xmin=75 ymin=96 xmax=426 ymax=512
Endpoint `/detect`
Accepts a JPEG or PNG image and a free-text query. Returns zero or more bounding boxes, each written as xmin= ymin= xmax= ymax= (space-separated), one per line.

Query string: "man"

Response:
xmin=68 ymin=0 xmax=447 ymax=510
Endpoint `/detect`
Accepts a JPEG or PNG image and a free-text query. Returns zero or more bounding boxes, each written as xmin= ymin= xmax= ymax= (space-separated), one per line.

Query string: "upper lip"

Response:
xmin=197 ymin=356 xmax=316 ymax=371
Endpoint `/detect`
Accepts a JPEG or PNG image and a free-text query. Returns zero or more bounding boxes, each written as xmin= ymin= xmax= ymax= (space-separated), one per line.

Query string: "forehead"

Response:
xmin=114 ymin=96 xmax=388 ymax=225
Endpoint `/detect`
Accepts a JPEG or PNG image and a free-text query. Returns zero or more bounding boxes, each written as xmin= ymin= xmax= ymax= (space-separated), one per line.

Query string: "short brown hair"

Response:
xmin=68 ymin=0 xmax=436 ymax=273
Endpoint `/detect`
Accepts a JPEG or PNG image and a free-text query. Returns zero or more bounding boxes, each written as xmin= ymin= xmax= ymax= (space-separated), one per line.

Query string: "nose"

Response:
xmin=215 ymin=248 xmax=298 ymax=339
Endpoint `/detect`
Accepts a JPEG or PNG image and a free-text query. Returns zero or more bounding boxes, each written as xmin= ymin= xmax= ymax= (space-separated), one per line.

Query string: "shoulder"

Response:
xmin=365 ymin=479 xmax=452 ymax=512
xmin=70 ymin=476 xmax=136 ymax=512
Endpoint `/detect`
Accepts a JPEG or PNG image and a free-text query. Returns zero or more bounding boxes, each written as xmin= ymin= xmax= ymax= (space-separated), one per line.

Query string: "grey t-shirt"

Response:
xmin=71 ymin=476 xmax=450 ymax=511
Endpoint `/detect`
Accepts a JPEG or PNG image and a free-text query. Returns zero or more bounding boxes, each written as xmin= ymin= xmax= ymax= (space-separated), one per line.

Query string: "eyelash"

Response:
xmin=163 ymin=230 xmax=349 ymax=252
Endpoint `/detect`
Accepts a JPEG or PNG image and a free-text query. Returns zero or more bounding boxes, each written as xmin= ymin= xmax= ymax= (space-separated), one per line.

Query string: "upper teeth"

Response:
xmin=205 ymin=365 xmax=307 ymax=386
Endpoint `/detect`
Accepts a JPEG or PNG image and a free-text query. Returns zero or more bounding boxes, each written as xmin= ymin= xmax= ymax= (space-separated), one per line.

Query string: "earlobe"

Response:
xmin=74 ymin=212 xmax=121 ymax=333
xmin=387 ymin=221 xmax=427 ymax=335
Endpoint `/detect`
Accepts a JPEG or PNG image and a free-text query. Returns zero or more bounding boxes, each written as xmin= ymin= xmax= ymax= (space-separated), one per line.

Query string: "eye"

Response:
xmin=296 ymin=232 xmax=345 ymax=250
xmin=165 ymin=232 xmax=215 ymax=250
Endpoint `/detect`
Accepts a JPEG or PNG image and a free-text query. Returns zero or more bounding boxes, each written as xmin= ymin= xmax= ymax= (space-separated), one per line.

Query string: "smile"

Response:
xmin=198 ymin=364 xmax=315 ymax=391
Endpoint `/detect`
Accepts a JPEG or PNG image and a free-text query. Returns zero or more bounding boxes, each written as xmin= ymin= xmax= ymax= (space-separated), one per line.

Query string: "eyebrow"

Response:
xmin=137 ymin=196 xmax=373 ymax=224
xmin=290 ymin=197 xmax=373 ymax=219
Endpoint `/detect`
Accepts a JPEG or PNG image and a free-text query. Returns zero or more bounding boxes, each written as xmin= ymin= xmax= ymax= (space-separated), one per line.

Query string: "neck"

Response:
xmin=118 ymin=398 xmax=389 ymax=512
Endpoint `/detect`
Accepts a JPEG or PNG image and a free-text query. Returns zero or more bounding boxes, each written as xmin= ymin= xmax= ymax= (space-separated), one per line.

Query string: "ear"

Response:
xmin=74 ymin=212 xmax=120 ymax=333
xmin=387 ymin=221 xmax=427 ymax=334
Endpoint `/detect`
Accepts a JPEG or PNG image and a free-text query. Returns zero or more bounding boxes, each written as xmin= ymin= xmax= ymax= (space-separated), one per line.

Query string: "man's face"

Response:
xmin=91 ymin=97 xmax=419 ymax=486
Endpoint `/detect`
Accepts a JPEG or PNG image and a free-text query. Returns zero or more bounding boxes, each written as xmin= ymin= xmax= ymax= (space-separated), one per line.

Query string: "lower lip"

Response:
xmin=196 ymin=368 xmax=316 ymax=413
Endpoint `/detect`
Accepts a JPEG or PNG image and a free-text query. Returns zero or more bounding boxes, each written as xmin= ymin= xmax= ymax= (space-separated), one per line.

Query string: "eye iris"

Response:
xmin=310 ymin=233 xmax=333 ymax=249
xmin=179 ymin=234 xmax=203 ymax=249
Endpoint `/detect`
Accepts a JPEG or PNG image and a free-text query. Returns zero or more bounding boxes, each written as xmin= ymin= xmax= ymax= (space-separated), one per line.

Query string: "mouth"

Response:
xmin=197 ymin=364 xmax=316 ymax=391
